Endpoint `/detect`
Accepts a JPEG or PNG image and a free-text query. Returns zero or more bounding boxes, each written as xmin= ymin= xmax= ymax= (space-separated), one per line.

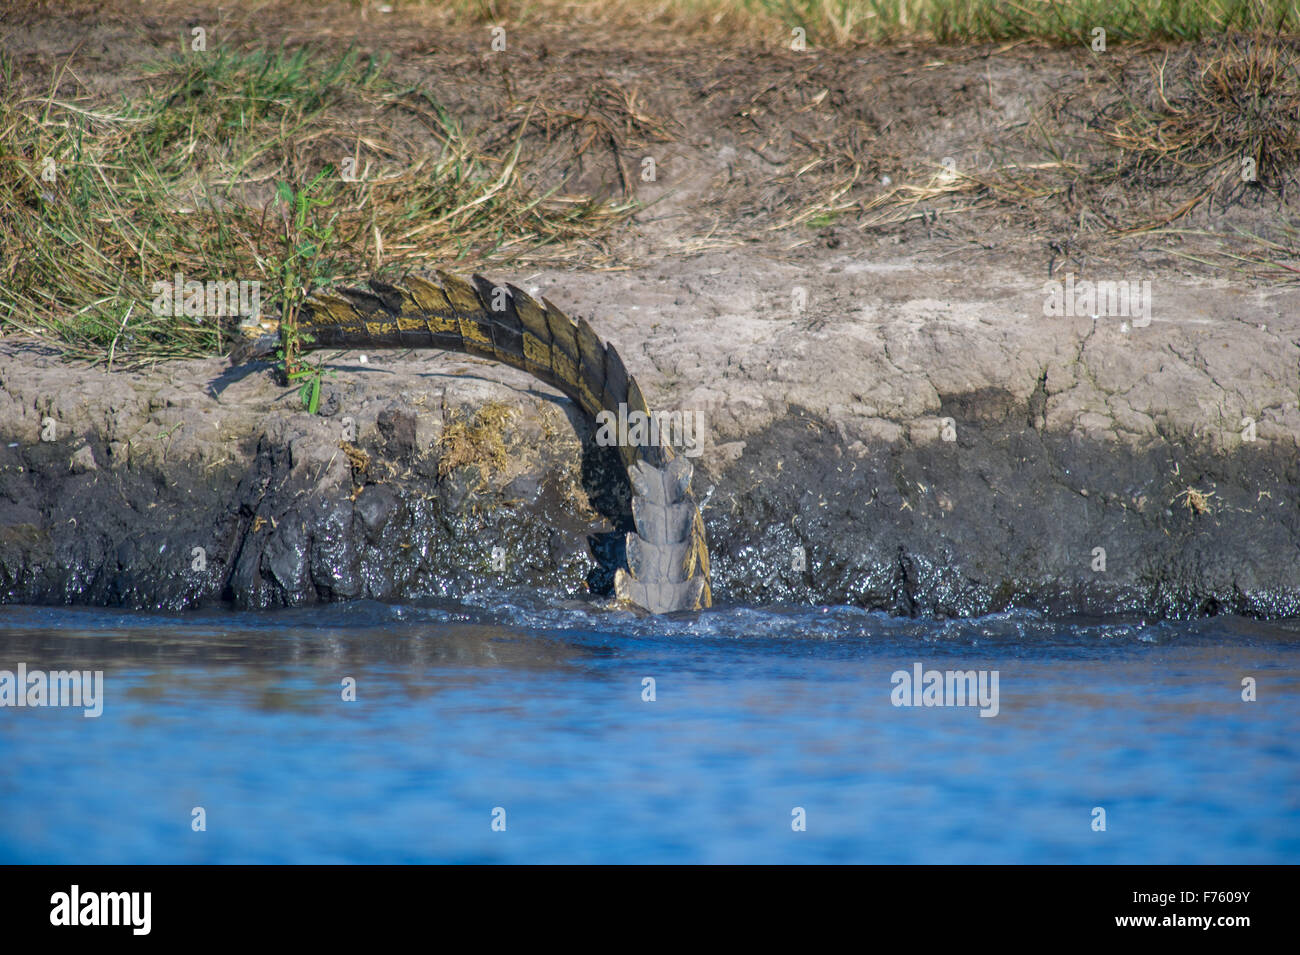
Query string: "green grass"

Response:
xmin=423 ymin=0 xmax=1300 ymax=45
xmin=743 ymin=0 xmax=1300 ymax=45
xmin=0 ymin=42 xmax=629 ymax=364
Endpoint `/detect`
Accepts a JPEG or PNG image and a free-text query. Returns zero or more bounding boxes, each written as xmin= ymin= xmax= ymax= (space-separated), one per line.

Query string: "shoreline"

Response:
xmin=3 ymin=255 xmax=1297 ymax=620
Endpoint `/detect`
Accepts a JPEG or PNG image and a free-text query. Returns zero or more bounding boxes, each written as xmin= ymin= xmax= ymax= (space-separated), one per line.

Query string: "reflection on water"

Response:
xmin=1 ymin=599 xmax=1297 ymax=863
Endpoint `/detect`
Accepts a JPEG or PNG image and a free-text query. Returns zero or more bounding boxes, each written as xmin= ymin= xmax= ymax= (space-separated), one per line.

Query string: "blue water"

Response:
xmin=1 ymin=599 xmax=1297 ymax=863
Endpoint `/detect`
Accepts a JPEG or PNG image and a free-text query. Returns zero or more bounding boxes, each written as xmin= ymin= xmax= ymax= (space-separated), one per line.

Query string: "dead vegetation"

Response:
xmin=436 ymin=400 xmax=514 ymax=481
xmin=1098 ymin=33 xmax=1300 ymax=207
xmin=1174 ymin=485 xmax=1216 ymax=515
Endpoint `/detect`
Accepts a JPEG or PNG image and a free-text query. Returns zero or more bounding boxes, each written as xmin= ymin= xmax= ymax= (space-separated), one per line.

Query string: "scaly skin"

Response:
xmin=243 ymin=270 xmax=711 ymax=614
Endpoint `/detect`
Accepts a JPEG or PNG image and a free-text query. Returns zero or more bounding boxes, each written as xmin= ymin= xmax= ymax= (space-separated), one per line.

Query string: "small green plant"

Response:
xmin=270 ymin=170 xmax=340 ymax=411
xmin=806 ymin=210 xmax=842 ymax=228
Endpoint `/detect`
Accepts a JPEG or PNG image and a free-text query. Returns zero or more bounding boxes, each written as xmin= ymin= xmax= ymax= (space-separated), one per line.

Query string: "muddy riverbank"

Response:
xmin=3 ymin=252 xmax=1297 ymax=619
xmin=3 ymin=4 xmax=1299 ymax=619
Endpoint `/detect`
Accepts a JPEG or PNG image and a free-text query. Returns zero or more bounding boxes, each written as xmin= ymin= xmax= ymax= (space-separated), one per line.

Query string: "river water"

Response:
xmin=1 ymin=600 xmax=1297 ymax=863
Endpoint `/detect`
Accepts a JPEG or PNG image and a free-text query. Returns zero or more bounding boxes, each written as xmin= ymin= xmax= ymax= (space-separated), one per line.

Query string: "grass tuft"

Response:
xmin=437 ymin=400 xmax=515 ymax=481
xmin=1099 ymin=32 xmax=1300 ymax=204
xmin=0 ymin=43 xmax=631 ymax=364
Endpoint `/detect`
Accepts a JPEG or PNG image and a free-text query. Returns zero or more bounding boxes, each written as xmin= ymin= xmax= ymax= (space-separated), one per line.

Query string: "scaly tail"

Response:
xmin=284 ymin=270 xmax=711 ymax=614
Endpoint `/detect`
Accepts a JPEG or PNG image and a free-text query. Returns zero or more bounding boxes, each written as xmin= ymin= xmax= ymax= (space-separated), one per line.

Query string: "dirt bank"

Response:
xmin=2 ymin=3 xmax=1298 ymax=618
xmin=2 ymin=249 xmax=1297 ymax=617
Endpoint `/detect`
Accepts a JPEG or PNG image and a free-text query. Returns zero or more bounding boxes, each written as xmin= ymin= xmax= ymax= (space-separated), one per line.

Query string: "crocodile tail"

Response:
xmin=293 ymin=271 xmax=711 ymax=614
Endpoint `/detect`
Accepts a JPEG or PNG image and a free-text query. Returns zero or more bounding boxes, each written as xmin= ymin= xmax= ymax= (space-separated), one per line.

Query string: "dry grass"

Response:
xmin=1099 ymin=33 xmax=1300 ymax=207
xmin=437 ymin=400 xmax=515 ymax=481
xmin=405 ymin=0 xmax=1300 ymax=46
xmin=0 ymin=43 xmax=637 ymax=363
xmin=1174 ymin=485 xmax=1216 ymax=515
xmin=852 ymin=159 xmax=1084 ymax=229
xmin=845 ymin=28 xmax=1300 ymax=249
